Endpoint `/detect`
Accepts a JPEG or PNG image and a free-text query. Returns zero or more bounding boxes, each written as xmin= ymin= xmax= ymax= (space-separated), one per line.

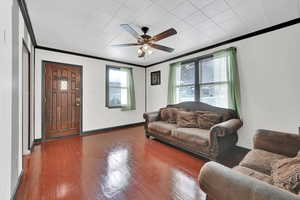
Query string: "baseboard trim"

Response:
xmin=82 ymin=122 xmax=145 ymax=135
xmin=32 ymin=122 xmax=145 ymax=142
xmin=11 ymin=170 xmax=24 ymax=200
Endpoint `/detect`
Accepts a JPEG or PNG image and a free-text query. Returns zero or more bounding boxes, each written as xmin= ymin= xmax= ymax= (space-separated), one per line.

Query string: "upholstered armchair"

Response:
xmin=199 ymin=129 xmax=300 ymax=200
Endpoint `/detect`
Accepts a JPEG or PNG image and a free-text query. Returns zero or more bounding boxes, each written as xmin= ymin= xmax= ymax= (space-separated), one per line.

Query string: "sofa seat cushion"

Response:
xmin=233 ymin=166 xmax=273 ymax=184
xmin=148 ymin=121 xmax=177 ymax=135
xmin=171 ymin=128 xmax=210 ymax=146
xmin=240 ymin=149 xmax=287 ymax=175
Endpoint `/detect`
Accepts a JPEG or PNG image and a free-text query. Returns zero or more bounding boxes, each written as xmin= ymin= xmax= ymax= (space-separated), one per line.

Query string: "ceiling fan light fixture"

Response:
xmin=142 ymin=44 xmax=149 ymax=51
xmin=137 ymin=47 xmax=145 ymax=57
xmin=147 ymin=49 xmax=153 ymax=55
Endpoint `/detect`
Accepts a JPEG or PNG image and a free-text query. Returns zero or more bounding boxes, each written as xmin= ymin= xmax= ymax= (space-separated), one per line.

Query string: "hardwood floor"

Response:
xmin=16 ymin=126 xmax=247 ymax=200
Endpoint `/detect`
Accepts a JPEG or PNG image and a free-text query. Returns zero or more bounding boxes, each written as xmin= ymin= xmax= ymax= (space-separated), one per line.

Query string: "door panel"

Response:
xmin=44 ymin=62 xmax=81 ymax=139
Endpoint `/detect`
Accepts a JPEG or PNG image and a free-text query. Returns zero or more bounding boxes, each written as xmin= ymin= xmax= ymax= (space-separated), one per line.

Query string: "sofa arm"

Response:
xmin=210 ymin=119 xmax=243 ymax=137
xmin=254 ymin=129 xmax=300 ymax=157
xmin=199 ymin=161 xmax=300 ymax=200
xmin=143 ymin=111 xmax=160 ymax=123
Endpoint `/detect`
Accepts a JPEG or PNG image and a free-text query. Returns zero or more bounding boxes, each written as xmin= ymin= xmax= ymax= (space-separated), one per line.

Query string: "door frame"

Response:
xmin=22 ymin=40 xmax=31 ymax=153
xmin=41 ymin=60 xmax=83 ymax=140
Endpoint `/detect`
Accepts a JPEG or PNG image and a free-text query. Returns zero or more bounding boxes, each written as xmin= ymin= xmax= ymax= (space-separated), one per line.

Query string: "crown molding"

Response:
xmin=146 ymin=18 xmax=300 ymax=67
xmin=17 ymin=0 xmax=37 ymax=46
xmin=36 ymin=46 xmax=146 ymax=68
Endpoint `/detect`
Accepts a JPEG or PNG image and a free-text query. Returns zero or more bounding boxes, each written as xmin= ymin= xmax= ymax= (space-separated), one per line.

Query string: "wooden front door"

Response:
xmin=44 ymin=62 xmax=82 ymax=139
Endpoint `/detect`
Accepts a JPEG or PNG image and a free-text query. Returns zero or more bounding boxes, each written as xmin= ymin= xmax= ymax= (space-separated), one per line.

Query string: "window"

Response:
xmin=174 ymin=55 xmax=229 ymax=108
xmin=199 ymin=56 xmax=229 ymax=108
xmin=175 ymin=62 xmax=195 ymax=103
xmin=106 ymin=66 xmax=129 ymax=108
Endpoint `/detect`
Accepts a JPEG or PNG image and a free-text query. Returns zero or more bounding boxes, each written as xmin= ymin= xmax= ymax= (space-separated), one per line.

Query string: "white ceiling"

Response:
xmin=26 ymin=0 xmax=300 ymax=66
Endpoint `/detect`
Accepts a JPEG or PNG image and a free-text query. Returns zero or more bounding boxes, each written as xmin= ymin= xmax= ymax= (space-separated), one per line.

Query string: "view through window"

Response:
xmin=175 ymin=55 xmax=229 ymax=108
xmin=107 ymin=67 xmax=128 ymax=107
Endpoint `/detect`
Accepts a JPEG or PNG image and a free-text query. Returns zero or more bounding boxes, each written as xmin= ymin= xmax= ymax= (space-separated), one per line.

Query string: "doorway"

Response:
xmin=22 ymin=42 xmax=31 ymax=154
xmin=43 ymin=61 xmax=82 ymax=139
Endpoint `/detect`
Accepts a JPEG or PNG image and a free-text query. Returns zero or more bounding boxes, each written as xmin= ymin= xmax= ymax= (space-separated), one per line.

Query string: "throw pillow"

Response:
xmin=176 ymin=111 xmax=198 ymax=128
xmin=196 ymin=111 xmax=222 ymax=129
xmin=271 ymin=157 xmax=300 ymax=194
xmin=159 ymin=108 xmax=169 ymax=121
xmin=167 ymin=108 xmax=179 ymax=124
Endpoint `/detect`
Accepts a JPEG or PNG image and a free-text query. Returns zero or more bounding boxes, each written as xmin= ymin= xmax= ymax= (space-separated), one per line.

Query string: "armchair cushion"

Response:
xmin=233 ymin=165 xmax=273 ymax=184
xmin=272 ymin=157 xmax=300 ymax=194
xmin=254 ymin=129 xmax=300 ymax=157
xmin=148 ymin=121 xmax=177 ymax=136
xmin=171 ymin=128 xmax=210 ymax=146
xmin=240 ymin=149 xmax=287 ymax=175
xmin=199 ymin=161 xmax=300 ymax=200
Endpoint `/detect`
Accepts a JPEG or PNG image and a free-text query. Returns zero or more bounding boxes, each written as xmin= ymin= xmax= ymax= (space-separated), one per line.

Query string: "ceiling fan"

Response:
xmin=112 ymin=24 xmax=177 ymax=58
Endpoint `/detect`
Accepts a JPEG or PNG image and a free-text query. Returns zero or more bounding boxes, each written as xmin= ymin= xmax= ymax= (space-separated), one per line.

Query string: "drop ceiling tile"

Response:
xmin=184 ymin=11 xmax=209 ymax=26
xmin=231 ymin=0 xmax=269 ymax=29
xmin=170 ymin=1 xmax=198 ymax=19
xmin=261 ymin=0 xmax=299 ymax=26
xmin=135 ymin=4 xmax=171 ymax=27
xmin=189 ymin=0 xmax=215 ymax=9
xmin=225 ymin=0 xmax=244 ymax=7
xmin=124 ymin=0 xmax=153 ymax=12
xmin=201 ymin=0 xmax=230 ymax=18
xmin=150 ymin=0 xmax=184 ymax=11
xmin=96 ymin=0 xmax=121 ymax=15
xmin=218 ymin=17 xmax=247 ymax=35
xmin=211 ymin=9 xmax=237 ymax=24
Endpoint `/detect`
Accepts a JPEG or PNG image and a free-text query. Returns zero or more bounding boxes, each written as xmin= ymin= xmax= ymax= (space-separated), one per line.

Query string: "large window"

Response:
xmin=174 ymin=55 xmax=229 ymax=108
xmin=106 ymin=66 xmax=129 ymax=108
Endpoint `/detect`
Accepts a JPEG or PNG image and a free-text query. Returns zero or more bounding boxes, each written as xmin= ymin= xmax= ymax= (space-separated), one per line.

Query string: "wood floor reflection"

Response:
xmin=16 ymin=126 xmax=208 ymax=200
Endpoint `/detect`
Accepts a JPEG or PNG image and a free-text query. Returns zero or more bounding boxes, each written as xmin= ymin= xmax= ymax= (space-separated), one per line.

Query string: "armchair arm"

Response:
xmin=254 ymin=129 xmax=300 ymax=157
xmin=210 ymin=119 xmax=243 ymax=137
xmin=143 ymin=111 xmax=160 ymax=123
xmin=199 ymin=161 xmax=300 ymax=200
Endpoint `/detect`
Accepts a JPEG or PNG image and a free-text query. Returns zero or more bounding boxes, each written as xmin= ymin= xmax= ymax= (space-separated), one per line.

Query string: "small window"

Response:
xmin=106 ymin=66 xmax=129 ymax=108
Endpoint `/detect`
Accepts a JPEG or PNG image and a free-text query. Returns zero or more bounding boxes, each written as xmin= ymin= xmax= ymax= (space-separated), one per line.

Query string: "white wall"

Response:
xmin=35 ymin=49 xmax=146 ymax=139
xmin=147 ymin=23 xmax=300 ymax=149
xmin=0 ymin=0 xmax=13 ymax=199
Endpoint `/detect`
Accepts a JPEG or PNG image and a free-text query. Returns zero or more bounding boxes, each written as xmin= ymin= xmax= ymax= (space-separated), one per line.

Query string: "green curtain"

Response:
xmin=121 ymin=67 xmax=136 ymax=111
xmin=214 ymin=47 xmax=241 ymax=117
xmin=167 ymin=62 xmax=181 ymax=104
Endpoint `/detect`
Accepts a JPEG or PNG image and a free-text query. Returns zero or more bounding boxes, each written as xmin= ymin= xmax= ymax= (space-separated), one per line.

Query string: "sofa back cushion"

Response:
xmin=159 ymin=107 xmax=179 ymax=124
xmin=176 ymin=111 xmax=198 ymax=128
xmin=271 ymin=157 xmax=300 ymax=194
xmin=167 ymin=101 xmax=237 ymax=121
xmin=196 ymin=111 xmax=222 ymax=129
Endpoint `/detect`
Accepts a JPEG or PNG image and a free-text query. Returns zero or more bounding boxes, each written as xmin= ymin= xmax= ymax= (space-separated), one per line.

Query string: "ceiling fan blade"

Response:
xmin=151 ymin=28 xmax=177 ymax=42
xmin=120 ymin=24 xmax=142 ymax=40
xmin=111 ymin=43 xmax=141 ymax=47
xmin=150 ymin=44 xmax=174 ymax=53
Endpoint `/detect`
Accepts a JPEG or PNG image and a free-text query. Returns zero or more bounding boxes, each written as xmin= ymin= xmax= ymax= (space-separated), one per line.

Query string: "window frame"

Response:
xmin=175 ymin=54 xmax=230 ymax=108
xmin=105 ymin=65 xmax=129 ymax=109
